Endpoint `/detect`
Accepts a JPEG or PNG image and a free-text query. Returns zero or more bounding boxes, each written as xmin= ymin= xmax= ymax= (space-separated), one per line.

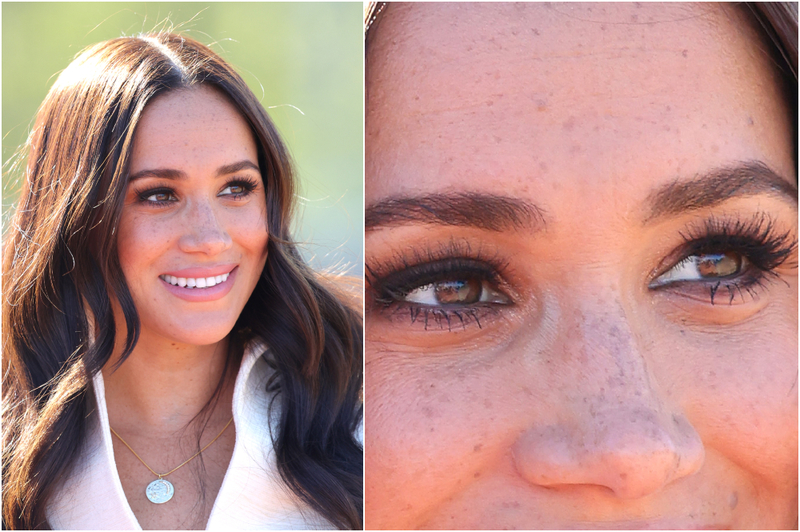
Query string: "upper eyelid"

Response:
xmin=133 ymin=177 xmax=258 ymax=196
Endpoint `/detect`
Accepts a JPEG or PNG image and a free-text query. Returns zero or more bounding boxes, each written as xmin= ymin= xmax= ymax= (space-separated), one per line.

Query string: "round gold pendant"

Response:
xmin=145 ymin=478 xmax=174 ymax=504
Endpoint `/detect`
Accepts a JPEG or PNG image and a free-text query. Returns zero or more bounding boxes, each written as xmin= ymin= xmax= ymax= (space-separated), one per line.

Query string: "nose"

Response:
xmin=177 ymin=199 xmax=233 ymax=255
xmin=512 ymin=301 xmax=705 ymax=500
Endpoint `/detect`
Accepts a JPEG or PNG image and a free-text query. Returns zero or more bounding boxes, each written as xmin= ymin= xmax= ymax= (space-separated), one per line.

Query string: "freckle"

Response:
xmin=473 ymin=443 xmax=483 ymax=452
xmin=682 ymin=49 xmax=688 ymax=58
xmin=473 ymin=471 xmax=481 ymax=478
xmin=532 ymin=28 xmax=540 ymax=36
xmin=563 ymin=116 xmax=576 ymax=131
xmin=729 ymin=491 xmax=738 ymax=509
xmin=711 ymin=144 xmax=719 ymax=154
xmin=539 ymin=162 xmax=548 ymax=173
xmin=620 ymin=472 xmax=628 ymax=480
xmin=570 ymin=144 xmax=581 ymax=154
xmin=414 ymin=95 xmax=419 ymax=101
xmin=493 ymin=135 xmax=502 ymax=143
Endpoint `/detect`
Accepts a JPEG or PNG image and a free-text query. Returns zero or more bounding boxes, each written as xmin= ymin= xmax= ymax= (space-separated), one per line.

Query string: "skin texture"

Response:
xmin=103 ymin=86 xmax=268 ymax=529
xmin=365 ymin=3 xmax=797 ymax=529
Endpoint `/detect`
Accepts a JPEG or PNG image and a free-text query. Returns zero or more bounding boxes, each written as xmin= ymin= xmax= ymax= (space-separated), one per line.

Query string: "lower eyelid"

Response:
xmin=374 ymin=302 xmax=503 ymax=332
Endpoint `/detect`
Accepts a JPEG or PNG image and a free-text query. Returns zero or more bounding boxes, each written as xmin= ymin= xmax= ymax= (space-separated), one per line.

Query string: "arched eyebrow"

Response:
xmin=128 ymin=160 xmax=260 ymax=182
xmin=365 ymin=192 xmax=545 ymax=232
xmin=645 ymin=161 xmax=797 ymax=222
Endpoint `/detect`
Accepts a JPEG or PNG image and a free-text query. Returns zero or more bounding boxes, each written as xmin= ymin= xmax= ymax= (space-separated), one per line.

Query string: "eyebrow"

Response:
xmin=128 ymin=159 xmax=260 ymax=182
xmin=365 ymin=192 xmax=545 ymax=232
xmin=645 ymin=161 xmax=797 ymax=222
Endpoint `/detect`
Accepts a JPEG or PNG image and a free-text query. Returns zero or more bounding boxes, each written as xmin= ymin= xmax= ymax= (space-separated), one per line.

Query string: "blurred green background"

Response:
xmin=2 ymin=2 xmax=363 ymax=275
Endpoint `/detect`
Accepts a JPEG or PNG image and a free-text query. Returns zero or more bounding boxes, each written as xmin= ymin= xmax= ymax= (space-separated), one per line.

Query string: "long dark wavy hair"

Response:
xmin=2 ymin=33 xmax=363 ymax=529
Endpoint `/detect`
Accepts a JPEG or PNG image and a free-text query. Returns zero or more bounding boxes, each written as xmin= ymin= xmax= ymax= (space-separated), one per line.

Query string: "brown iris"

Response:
xmin=433 ymin=279 xmax=482 ymax=304
xmin=695 ymin=252 xmax=742 ymax=278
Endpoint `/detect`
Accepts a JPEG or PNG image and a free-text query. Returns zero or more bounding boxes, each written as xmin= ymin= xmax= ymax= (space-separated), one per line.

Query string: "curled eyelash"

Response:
xmin=133 ymin=176 xmax=259 ymax=206
xmin=657 ymin=212 xmax=797 ymax=304
xmin=366 ymin=239 xmax=511 ymax=331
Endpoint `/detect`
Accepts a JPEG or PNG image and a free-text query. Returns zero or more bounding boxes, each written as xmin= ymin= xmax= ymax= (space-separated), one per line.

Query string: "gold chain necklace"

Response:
xmin=110 ymin=417 xmax=234 ymax=504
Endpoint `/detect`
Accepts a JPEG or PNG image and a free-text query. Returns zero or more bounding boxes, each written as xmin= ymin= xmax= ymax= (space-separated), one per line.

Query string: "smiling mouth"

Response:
xmin=159 ymin=272 xmax=230 ymax=289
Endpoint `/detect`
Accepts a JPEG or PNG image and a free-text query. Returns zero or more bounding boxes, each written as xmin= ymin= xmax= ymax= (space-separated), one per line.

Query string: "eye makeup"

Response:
xmin=366 ymin=239 xmax=514 ymax=331
xmin=132 ymin=176 xmax=260 ymax=206
xmin=650 ymin=212 xmax=797 ymax=305
xmin=366 ymin=211 xmax=797 ymax=333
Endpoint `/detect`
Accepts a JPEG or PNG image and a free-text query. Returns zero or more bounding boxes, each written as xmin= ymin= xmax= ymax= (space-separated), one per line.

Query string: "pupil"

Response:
xmin=696 ymin=253 xmax=740 ymax=278
xmin=434 ymin=279 xmax=482 ymax=304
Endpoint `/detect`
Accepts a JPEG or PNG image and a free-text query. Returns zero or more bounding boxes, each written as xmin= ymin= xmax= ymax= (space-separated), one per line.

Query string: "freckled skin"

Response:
xmin=365 ymin=3 xmax=797 ymax=529
xmin=118 ymin=86 xmax=269 ymax=348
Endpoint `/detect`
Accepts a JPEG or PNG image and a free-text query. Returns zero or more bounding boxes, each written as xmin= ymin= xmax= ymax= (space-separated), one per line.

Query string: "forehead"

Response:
xmin=365 ymin=3 xmax=794 ymax=204
xmin=130 ymin=85 xmax=256 ymax=172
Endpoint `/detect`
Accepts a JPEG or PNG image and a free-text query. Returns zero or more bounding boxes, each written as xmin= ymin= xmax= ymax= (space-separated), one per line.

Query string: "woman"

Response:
xmin=365 ymin=3 xmax=797 ymax=529
xmin=3 ymin=33 xmax=362 ymax=529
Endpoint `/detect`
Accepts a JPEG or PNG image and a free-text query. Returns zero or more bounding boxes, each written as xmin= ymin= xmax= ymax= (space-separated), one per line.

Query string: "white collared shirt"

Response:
xmin=46 ymin=344 xmax=333 ymax=530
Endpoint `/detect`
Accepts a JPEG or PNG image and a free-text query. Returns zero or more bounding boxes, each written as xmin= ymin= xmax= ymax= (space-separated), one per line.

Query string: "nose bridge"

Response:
xmin=568 ymin=296 xmax=655 ymax=407
xmin=178 ymin=196 xmax=232 ymax=254
xmin=512 ymin=292 xmax=705 ymax=499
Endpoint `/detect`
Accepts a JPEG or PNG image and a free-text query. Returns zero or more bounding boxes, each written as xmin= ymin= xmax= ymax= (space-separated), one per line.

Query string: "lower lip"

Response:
xmin=159 ymin=267 xmax=237 ymax=302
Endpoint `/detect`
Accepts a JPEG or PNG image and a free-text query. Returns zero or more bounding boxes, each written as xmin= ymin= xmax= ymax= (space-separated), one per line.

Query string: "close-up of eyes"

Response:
xmin=367 ymin=213 xmax=798 ymax=330
xmin=134 ymin=177 xmax=259 ymax=206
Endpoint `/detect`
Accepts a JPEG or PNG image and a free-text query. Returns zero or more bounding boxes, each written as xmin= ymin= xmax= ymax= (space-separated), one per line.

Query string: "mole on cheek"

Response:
xmin=728 ymin=491 xmax=738 ymax=509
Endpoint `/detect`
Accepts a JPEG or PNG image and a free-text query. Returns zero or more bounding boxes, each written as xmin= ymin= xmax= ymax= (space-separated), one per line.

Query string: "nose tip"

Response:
xmin=512 ymin=408 xmax=705 ymax=499
xmin=178 ymin=203 xmax=233 ymax=255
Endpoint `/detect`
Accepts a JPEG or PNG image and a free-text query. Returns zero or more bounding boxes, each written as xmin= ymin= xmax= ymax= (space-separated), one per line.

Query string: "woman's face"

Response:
xmin=117 ymin=86 xmax=268 ymax=348
xmin=365 ymin=3 xmax=797 ymax=529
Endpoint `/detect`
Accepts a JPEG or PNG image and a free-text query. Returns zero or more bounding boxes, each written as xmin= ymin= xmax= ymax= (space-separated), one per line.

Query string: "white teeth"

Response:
xmin=161 ymin=271 xmax=232 ymax=288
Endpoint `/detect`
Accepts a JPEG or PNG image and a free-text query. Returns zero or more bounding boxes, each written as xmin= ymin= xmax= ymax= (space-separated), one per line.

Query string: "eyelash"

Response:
xmin=366 ymin=213 xmax=797 ymax=331
xmin=652 ymin=213 xmax=797 ymax=304
xmin=133 ymin=177 xmax=259 ymax=206
xmin=366 ymin=240 xmax=512 ymax=331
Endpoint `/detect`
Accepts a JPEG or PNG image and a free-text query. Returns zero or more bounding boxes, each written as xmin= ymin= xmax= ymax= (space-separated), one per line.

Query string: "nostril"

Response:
xmin=512 ymin=410 xmax=705 ymax=500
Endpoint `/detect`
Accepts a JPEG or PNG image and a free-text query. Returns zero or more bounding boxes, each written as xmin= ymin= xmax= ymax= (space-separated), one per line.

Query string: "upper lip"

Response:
xmin=161 ymin=264 xmax=237 ymax=278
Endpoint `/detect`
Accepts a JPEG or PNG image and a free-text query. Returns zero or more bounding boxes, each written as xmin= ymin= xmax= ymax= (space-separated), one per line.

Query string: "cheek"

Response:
xmin=366 ymin=347 xmax=530 ymax=518
xmin=675 ymin=323 xmax=797 ymax=481
xmin=115 ymin=213 xmax=171 ymax=284
xmin=226 ymin=207 xmax=269 ymax=262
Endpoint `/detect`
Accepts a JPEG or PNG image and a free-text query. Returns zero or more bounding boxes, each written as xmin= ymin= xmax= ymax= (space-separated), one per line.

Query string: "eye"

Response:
xmin=218 ymin=178 xmax=258 ymax=198
xmin=138 ymin=188 xmax=177 ymax=205
xmin=650 ymin=252 xmax=746 ymax=287
xmin=405 ymin=278 xmax=510 ymax=306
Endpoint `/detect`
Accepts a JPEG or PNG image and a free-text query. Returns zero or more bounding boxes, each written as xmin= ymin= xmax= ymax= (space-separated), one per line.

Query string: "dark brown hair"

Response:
xmin=2 ymin=33 xmax=362 ymax=529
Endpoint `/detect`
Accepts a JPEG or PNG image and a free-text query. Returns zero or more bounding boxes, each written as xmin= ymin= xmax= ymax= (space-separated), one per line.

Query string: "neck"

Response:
xmin=102 ymin=331 xmax=236 ymax=434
